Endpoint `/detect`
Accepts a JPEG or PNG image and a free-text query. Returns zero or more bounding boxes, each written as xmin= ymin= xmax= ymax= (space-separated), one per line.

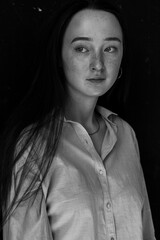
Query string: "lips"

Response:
xmin=88 ymin=78 xmax=105 ymax=80
xmin=86 ymin=78 xmax=105 ymax=82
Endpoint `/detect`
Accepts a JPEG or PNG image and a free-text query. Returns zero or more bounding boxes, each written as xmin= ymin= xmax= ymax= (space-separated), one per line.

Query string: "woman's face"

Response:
xmin=62 ymin=9 xmax=123 ymax=100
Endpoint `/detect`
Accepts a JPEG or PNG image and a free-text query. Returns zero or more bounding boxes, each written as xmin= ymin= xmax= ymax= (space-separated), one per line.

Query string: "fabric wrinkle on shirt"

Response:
xmin=3 ymin=106 xmax=156 ymax=240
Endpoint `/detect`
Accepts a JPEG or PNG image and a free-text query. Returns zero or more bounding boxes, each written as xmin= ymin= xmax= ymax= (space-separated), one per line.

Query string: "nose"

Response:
xmin=90 ymin=54 xmax=104 ymax=72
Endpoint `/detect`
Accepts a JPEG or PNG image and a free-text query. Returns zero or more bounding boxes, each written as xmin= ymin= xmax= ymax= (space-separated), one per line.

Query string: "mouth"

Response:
xmin=86 ymin=78 xmax=105 ymax=83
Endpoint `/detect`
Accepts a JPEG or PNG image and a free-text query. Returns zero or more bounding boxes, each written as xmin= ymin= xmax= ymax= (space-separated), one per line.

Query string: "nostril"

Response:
xmin=91 ymin=66 xmax=96 ymax=71
xmin=90 ymin=61 xmax=104 ymax=72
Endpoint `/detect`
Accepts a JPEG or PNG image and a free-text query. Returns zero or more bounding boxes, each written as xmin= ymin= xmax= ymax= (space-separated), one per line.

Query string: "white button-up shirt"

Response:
xmin=4 ymin=107 xmax=156 ymax=240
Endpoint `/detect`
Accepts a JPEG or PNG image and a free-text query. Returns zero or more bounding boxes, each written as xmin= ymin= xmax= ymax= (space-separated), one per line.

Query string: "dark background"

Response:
xmin=0 ymin=0 xmax=160 ymax=239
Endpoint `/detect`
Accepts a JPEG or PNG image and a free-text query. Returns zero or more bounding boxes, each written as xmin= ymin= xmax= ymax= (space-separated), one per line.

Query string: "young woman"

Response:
xmin=1 ymin=0 xmax=156 ymax=239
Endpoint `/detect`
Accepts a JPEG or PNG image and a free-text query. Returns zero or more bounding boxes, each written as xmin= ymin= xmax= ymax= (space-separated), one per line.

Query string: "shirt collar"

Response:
xmin=64 ymin=106 xmax=117 ymax=126
xmin=97 ymin=106 xmax=117 ymax=124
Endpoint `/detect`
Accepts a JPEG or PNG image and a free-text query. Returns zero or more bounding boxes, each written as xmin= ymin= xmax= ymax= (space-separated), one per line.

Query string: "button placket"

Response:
xmin=99 ymin=169 xmax=103 ymax=175
xmin=100 ymin=174 xmax=116 ymax=239
xmin=110 ymin=236 xmax=116 ymax=240
xmin=95 ymin=158 xmax=116 ymax=240
xmin=106 ymin=212 xmax=117 ymax=240
xmin=106 ymin=201 xmax=111 ymax=210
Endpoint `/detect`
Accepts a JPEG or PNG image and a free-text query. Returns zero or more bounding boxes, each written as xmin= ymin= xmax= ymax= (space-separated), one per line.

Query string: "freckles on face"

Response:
xmin=64 ymin=50 xmax=87 ymax=76
xmin=61 ymin=9 xmax=123 ymax=98
xmin=62 ymin=42 xmax=92 ymax=91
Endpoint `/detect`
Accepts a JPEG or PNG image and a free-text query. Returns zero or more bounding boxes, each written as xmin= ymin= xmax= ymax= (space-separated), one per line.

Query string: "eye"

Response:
xmin=74 ymin=46 xmax=89 ymax=53
xmin=104 ymin=46 xmax=117 ymax=53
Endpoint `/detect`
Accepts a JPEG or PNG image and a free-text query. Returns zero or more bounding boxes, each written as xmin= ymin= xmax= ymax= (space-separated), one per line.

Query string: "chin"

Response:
xmin=94 ymin=87 xmax=112 ymax=96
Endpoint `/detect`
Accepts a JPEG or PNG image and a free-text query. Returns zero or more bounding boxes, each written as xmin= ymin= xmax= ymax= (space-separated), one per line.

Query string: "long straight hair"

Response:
xmin=0 ymin=0 xmax=128 ymax=227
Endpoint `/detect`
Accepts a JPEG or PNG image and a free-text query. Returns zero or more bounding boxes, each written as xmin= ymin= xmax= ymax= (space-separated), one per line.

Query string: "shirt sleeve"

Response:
xmin=3 ymin=148 xmax=53 ymax=240
xmin=142 ymin=175 xmax=156 ymax=240
xmin=3 ymin=190 xmax=53 ymax=240
xmin=131 ymin=128 xmax=156 ymax=240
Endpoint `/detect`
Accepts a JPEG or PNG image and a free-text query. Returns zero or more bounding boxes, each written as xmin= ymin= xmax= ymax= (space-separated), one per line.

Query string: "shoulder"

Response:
xmin=98 ymin=106 xmax=139 ymax=154
xmin=111 ymin=114 xmax=135 ymax=136
xmin=98 ymin=106 xmax=135 ymax=135
xmin=111 ymin=114 xmax=140 ymax=160
xmin=109 ymin=112 xmax=137 ymax=139
xmin=15 ymin=125 xmax=46 ymax=175
xmin=101 ymin=109 xmax=142 ymax=170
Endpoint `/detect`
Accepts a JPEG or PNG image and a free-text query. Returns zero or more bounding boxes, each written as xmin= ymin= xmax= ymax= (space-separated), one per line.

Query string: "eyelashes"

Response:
xmin=104 ymin=46 xmax=118 ymax=53
xmin=74 ymin=45 xmax=118 ymax=54
xmin=74 ymin=46 xmax=89 ymax=53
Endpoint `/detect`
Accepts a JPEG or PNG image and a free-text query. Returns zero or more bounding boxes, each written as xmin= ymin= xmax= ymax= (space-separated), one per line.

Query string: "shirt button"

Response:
xmin=106 ymin=202 xmax=111 ymax=209
xmin=99 ymin=169 xmax=103 ymax=175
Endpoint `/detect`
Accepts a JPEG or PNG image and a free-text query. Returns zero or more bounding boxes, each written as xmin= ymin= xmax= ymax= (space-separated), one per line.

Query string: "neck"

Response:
xmin=65 ymin=95 xmax=98 ymax=129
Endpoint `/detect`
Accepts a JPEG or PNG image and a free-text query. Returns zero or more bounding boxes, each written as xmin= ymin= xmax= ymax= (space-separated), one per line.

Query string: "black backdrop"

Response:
xmin=0 ymin=0 xmax=160 ymax=239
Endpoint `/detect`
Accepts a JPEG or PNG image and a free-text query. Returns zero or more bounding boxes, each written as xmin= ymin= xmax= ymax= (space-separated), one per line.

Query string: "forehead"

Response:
xmin=63 ymin=9 xmax=123 ymax=41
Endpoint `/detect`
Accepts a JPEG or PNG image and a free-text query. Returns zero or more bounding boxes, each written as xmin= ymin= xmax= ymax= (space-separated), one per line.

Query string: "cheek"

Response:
xmin=105 ymin=56 xmax=122 ymax=74
xmin=63 ymin=56 xmax=87 ymax=77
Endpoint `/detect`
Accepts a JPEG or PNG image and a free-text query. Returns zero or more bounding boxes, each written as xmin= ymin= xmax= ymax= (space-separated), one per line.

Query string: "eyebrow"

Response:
xmin=71 ymin=37 xmax=121 ymax=43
